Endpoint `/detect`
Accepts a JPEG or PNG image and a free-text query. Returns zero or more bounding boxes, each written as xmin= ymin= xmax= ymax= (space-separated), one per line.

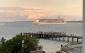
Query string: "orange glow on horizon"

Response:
xmin=23 ymin=9 xmax=53 ymax=21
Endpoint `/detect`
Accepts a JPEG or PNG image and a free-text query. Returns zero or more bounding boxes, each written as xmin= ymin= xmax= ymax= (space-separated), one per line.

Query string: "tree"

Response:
xmin=0 ymin=37 xmax=6 ymax=44
xmin=0 ymin=33 xmax=39 ymax=53
xmin=56 ymin=51 xmax=62 ymax=53
xmin=0 ymin=37 xmax=9 ymax=53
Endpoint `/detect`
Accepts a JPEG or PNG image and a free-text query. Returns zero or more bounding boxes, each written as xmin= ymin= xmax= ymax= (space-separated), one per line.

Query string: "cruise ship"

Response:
xmin=34 ymin=17 xmax=66 ymax=24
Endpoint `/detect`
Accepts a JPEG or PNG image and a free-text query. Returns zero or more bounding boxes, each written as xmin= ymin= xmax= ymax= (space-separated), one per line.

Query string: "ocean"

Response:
xmin=0 ymin=21 xmax=83 ymax=53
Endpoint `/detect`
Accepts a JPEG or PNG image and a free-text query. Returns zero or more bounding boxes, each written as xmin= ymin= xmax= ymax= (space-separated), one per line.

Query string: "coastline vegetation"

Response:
xmin=0 ymin=33 xmax=39 ymax=53
xmin=56 ymin=51 xmax=62 ymax=53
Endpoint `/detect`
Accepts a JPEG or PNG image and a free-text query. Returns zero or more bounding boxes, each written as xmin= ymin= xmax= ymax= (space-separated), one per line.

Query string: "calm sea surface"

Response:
xmin=0 ymin=21 xmax=83 ymax=53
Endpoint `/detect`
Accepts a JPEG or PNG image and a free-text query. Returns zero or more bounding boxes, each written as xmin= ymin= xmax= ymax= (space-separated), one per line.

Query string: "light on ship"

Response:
xmin=36 ymin=19 xmax=39 ymax=22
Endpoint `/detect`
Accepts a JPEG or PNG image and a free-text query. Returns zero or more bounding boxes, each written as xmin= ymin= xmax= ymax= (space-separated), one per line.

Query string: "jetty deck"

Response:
xmin=20 ymin=32 xmax=83 ymax=43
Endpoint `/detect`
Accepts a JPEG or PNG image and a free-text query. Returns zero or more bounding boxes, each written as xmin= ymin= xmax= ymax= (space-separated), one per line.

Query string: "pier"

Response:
xmin=21 ymin=32 xmax=83 ymax=43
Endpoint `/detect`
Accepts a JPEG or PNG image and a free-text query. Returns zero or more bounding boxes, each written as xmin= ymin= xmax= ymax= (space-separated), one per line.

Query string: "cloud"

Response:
xmin=0 ymin=7 xmax=82 ymax=22
xmin=0 ymin=0 xmax=82 ymax=17
xmin=23 ymin=9 xmax=52 ymax=21
xmin=0 ymin=7 xmax=26 ymax=22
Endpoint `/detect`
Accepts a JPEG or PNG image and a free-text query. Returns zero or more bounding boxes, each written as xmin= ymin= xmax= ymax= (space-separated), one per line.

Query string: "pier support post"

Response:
xmin=63 ymin=37 xmax=65 ymax=41
xmin=43 ymin=35 xmax=45 ymax=38
xmin=72 ymin=37 xmax=74 ymax=43
xmin=67 ymin=37 xmax=69 ymax=42
xmin=59 ymin=37 xmax=61 ymax=41
xmin=41 ymin=34 xmax=42 ymax=38
xmin=51 ymin=35 xmax=53 ymax=40
xmin=42 ymin=34 xmax=44 ymax=38
xmin=77 ymin=38 xmax=79 ymax=43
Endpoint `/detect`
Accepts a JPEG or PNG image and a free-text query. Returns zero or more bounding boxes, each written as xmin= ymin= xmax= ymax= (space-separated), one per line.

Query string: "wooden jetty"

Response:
xmin=20 ymin=32 xmax=83 ymax=43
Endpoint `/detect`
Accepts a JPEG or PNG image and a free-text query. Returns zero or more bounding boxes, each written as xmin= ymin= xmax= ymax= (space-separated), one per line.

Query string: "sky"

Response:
xmin=0 ymin=0 xmax=83 ymax=21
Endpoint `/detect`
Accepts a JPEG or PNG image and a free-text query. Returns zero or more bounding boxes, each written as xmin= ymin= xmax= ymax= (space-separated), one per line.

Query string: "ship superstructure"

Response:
xmin=34 ymin=16 xmax=66 ymax=24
